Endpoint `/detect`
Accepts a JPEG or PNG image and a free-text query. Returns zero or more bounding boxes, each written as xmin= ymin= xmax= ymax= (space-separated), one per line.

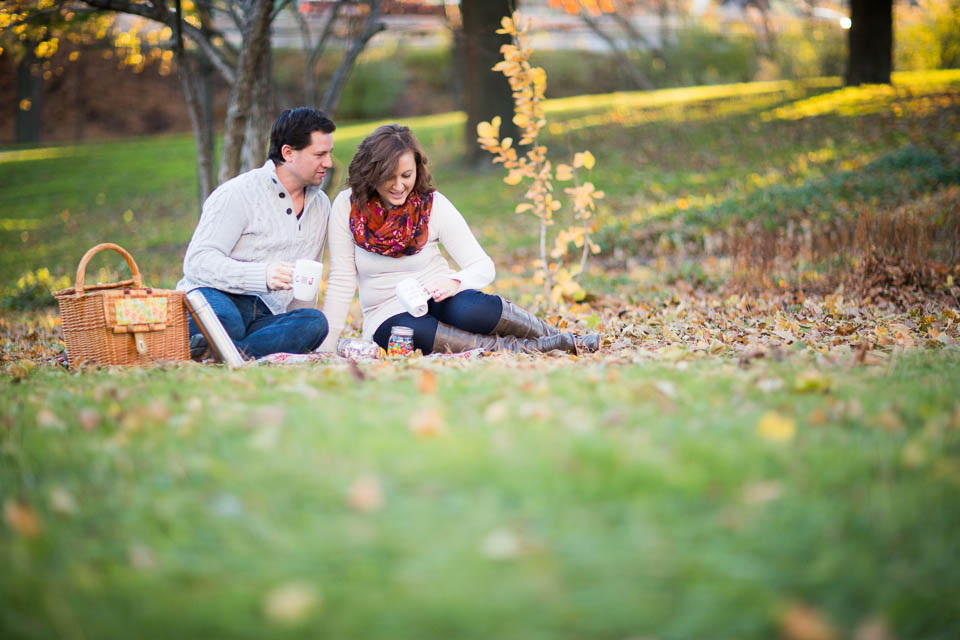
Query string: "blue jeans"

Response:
xmin=188 ymin=288 xmax=328 ymax=359
xmin=373 ymin=289 xmax=502 ymax=355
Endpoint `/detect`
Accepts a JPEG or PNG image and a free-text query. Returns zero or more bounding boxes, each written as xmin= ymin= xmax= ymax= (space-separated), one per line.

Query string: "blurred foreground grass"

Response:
xmin=3 ymin=353 xmax=960 ymax=639
xmin=3 ymin=70 xmax=960 ymax=639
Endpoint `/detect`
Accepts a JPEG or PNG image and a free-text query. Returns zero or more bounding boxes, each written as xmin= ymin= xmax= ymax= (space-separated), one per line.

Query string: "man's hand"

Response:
xmin=266 ymin=262 xmax=295 ymax=290
xmin=425 ymin=276 xmax=460 ymax=302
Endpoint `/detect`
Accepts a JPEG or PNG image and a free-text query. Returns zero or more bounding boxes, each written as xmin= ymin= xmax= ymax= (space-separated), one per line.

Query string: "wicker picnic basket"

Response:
xmin=53 ymin=243 xmax=189 ymax=367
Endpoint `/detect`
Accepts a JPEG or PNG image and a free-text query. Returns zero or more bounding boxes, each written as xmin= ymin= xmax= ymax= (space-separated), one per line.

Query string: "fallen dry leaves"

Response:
xmin=563 ymin=286 xmax=958 ymax=367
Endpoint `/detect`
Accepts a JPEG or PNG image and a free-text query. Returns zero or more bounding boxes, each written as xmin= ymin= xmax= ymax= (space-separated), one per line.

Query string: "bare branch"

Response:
xmin=320 ymin=0 xmax=386 ymax=115
xmin=580 ymin=10 xmax=654 ymax=91
xmin=270 ymin=0 xmax=295 ymax=23
xmin=305 ymin=0 xmax=348 ymax=104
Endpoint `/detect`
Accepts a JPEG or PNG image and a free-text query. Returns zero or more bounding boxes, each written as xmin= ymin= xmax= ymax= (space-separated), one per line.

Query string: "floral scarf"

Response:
xmin=349 ymin=191 xmax=433 ymax=257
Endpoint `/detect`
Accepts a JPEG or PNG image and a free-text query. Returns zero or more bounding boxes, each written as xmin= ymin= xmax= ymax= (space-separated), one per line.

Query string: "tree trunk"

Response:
xmin=179 ymin=52 xmax=217 ymax=205
xmin=320 ymin=0 xmax=385 ymax=116
xmin=242 ymin=40 xmax=272 ymax=173
xmin=218 ymin=0 xmax=274 ymax=184
xmin=73 ymin=51 xmax=86 ymax=140
xmin=845 ymin=0 xmax=893 ymax=86
xmin=15 ymin=52 xmax=44 ymax=144
xmin=450 ymin=27 xmax=466 ymax=111
xmin=460 ymin=0 xmax=518 ymax=166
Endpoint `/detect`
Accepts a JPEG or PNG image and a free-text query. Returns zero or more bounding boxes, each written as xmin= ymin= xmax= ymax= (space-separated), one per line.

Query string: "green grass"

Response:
xmin=3 ymin=354 xmax=960 ymax=639
xmin=3 ymin=71 xmax=960 ymax=638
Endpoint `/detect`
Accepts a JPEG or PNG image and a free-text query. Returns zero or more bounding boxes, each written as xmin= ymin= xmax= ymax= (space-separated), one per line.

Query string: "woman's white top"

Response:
xmin=319 ymin=189 xmax=495 ymax=351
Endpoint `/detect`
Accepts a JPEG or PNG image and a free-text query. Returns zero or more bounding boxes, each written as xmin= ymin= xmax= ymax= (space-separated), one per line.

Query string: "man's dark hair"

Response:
xmin=268 ymin=107 xmax=336 ymax=163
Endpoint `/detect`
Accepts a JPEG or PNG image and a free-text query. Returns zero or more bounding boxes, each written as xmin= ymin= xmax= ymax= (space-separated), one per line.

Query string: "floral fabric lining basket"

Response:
xmin=53 ymin=243 xmax=190 ymax=367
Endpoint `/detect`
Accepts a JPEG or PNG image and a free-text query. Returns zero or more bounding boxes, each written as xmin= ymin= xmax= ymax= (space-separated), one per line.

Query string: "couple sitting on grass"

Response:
xmin=178 ymin=107 xmax=600 ymax=361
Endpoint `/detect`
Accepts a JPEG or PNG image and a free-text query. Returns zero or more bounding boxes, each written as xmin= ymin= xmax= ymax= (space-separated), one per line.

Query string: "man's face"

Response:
xmin=282 ymin=131 xmax=334 ymax=188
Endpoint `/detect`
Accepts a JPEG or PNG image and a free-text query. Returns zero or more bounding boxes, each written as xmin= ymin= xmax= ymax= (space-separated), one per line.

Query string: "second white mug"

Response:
xmin=395 ymin=278 xmax=429 ymax=317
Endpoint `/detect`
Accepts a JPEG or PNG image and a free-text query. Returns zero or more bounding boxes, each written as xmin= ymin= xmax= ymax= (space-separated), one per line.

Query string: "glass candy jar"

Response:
xmin=387 ymin=326 xmax=415 ymax=357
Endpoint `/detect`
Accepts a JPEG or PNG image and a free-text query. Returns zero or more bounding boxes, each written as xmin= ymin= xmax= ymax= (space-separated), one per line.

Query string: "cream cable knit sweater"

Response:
xmin=177 ymin=161 xmax=330 ymax=315
xmin=319 ymin=189 xmax=495 ymax=351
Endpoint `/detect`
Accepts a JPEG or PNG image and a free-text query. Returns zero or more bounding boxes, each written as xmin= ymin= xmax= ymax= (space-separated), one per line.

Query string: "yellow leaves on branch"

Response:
xmin=477 ymin=10 xmax=605 ymax=302
xmin=550 ymin=267 xmax=586 ymax=304
xmin=496 ymin=15 xmax=518 ymax=36
xmin=574 ymin=150 xmax=596 ymax=170
xmin=565 ymin=182 xmax=605 ymax=215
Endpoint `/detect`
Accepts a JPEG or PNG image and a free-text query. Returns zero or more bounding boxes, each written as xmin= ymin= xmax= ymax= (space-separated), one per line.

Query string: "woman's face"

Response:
xmin=376 ymin=150 xmax=417 ymax=207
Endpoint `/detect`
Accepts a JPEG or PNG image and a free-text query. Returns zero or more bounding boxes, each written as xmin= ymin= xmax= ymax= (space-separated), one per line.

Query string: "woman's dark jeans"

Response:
xmin=188 ymin=288 xmax=328 ymax=359
xmin=373 ymin=289 xmax=501 ymax=355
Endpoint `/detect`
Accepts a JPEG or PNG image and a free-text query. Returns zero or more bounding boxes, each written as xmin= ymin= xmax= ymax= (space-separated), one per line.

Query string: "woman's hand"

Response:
xmin=266 ymin=262 xmax=295 ymax=290
xmin=425 ymin=276 xmax=460 ymax=302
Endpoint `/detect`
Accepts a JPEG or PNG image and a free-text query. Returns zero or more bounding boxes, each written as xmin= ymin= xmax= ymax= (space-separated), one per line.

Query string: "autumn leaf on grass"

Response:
xmin=264 ymin=581 xmax=319 ymax=625
xmin=889 ymin=323 xmax=916 ymax=348
xmin=481 ymin=528 xmax=523 ymax=561
xmin=853 ymin=615 xmax=893 ymax=640
xmin=756 ymin=377 xmax=784 ymax=393
xmin=741 ymin=480 xmax=783 ymax=505
xmin=901 ymin=439 xmax=927 ymax=468
xmin=409 ymin=407 xmax=446 ymax=438
xmin=8 ymin=359 xmax=36 ymax=382
xmin=417 ymin=369 xmax=437 ymax=394
xmin=807 ymin=406 xmax=830 ymax=426
xmin=250 ymin=425 xmax=281 ymax=451
xmin=128 ymin=543 xmax=157 ymax=570
xmin=347 ymin=475 xmax=383 ymax=513
xmin=794 ymin=370 xmax=831 ymax=393
xmin=484 ymin=401 xmax=508 ymax=423
xmin=757 ymin=411 xmax=796 ymax=442
xmin=4 ymin=499 xmax=42 ymax=538
xmin=779 ymin=603 xmax=839 ymax=640
xmin=49 ymin=487 xmax=77 ymax=516
xmin=77 ymin=407 xmax=101 ymax=431
xmin=36 ymin=407 xmax=64 ymax=430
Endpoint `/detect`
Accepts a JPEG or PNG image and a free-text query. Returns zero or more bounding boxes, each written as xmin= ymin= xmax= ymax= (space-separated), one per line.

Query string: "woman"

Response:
xmin=319 ymin=124 xmax=600 ymax=355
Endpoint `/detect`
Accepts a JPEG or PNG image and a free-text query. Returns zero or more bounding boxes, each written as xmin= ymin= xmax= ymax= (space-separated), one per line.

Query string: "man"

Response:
xmin=178 ymin=107 xmax=335 ymax=360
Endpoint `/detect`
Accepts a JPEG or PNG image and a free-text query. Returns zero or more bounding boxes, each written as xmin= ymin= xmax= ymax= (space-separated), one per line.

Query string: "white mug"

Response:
xmin=395 ymin=278 xmax=429 ymax=317
xmin=292 ymin=259 xmax=323 ymax=301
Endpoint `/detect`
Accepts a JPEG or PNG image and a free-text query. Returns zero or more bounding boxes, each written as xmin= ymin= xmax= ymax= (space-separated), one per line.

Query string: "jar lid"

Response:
xmin=389 ymin=326 xmax=414 ymax=337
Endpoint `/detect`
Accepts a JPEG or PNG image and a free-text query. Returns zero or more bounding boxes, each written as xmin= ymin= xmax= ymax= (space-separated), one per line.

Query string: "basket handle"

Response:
xmin=74 ymin=243 xmax=143 ymax=296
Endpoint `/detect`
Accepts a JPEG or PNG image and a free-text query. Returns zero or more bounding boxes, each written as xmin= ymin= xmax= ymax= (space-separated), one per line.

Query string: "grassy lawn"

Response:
xmin=3 ymin=354 xmax=959 ymax=638
xmin=2 ymin=70 xmax=960 ymax=638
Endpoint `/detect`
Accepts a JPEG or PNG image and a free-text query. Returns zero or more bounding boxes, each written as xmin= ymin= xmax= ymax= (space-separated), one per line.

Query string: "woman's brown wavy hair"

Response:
xmin=347 ymin=124 xmax=435 ymax=208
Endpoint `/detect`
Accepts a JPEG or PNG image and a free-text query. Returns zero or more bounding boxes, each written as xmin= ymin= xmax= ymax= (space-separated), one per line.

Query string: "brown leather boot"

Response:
xmin=432 ymin=322 xmax=584 ymax=355
xmin=492 ymin=297 xmax=561 ymax=339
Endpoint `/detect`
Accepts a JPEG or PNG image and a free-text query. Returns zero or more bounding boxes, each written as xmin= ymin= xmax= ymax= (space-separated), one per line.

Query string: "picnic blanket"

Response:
xmin=256 ymin=348 xmax=487 ymax=365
